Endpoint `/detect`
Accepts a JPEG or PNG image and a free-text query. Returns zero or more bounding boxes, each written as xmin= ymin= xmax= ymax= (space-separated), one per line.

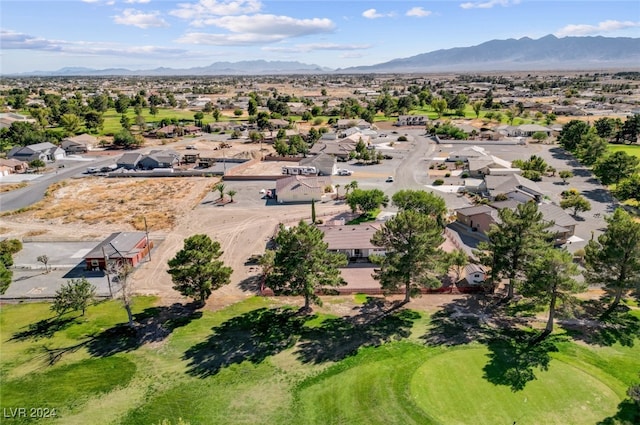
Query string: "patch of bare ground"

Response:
xmin=6 ymin=177 xmax=216 ymax=233
xmin=0 ymin=182 xmax=27 ymax=193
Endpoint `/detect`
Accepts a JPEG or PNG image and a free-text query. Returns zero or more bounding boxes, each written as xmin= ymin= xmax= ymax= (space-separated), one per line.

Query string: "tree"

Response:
xmin=522 ymin=249 xmax=584 ymax=338
xmin=112 ymin=262 xmax=135 ymax=327
xmin=311 ymin=198 xmax=316 ymax=223
xmin=593 ymin=151 xmax=640 ymax=186
xmin=531 ymin=131 xmax=548 ymax=143
xmin=227 ymin=190 xmax=237 ymax=202
xmin=392 ymin=189 xmax=447 ymax=227
xmin=212 ymin=108 xmax=221 ymax=122
xmin=446 ymin=249 xmax=468 ymax=283
xmin=29 ymin=159 xmax=45 ymax=172
xmin=472 ymin=101 xmax=483 ymax=118
xmin=120 ymin=114 xmax=131 ymax=130
xmin=115 ymin=94 xmax=130 ymax=114
xmin=584 ymin=208 xmax=640 ymax=311
xmin=575 ymin=128 xmax=608 ymax=166
xmin=334 ymin=183 xmax=341 ymax=199
xmin=0 ymin=239 xmax=22 ymax=295
xmin=558 ymin=119 xmax=589 ymax=151
xmin=213 ymin=183 xmax=225 ymax=199
xmin=431 ymin=98 xmax=447 ymax=119
xmin=371 ymin=210 xmax=445 ymax=303
xmin=247 ymin=98 xmax=258 ymax=116
xmin=37 ymin=254 xmax=50 ymax=273
xmin=267 ymin=221 xmax=347 ymax=312
xmin=560 ymin=192 xmax=591 ymax=217
xmin=346 ymin=188 xmax=389 ymax=215
xmin=113 ymin=129 xmax=136 ymax=148
xmin=475 ymin=202 xmax=553 ymax=298
xmin=344 ymin=180 xmax=358 ymax=197
xmin=167 ymin=234 xmax=232 ymax=306
xmin=558 ymin=170 xmax=573 ymax=184
xmin=60 ymin=113 xmax=82 ymax=135
xmin=51 ymin=277 xmax=96 ymax=316
xmin=257 ymin=249 xmax=275 ymax=291
xmin=615 ymin=173 xmax=640 ymax=202
xmin=84 ymin=111 xmax=104 ymax=133
xmin=149 ymin=104 xmax=158 ymax=116
xmin=617 ymin=113 xmax=640 ymax=144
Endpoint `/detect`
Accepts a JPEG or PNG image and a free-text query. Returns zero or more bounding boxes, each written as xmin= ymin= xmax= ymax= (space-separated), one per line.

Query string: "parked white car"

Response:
xmin=337 ymin=169 xmax=353 ymax=176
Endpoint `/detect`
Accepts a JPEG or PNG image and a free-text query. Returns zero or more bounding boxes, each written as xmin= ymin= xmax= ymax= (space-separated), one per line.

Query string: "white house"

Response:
xmin=275 ymin=175 xmax=332 ymax=203
xmin=61 ymin=133 xmax=99 ymax=153
xmin=8 ymin=142 xmax=65 ymax=163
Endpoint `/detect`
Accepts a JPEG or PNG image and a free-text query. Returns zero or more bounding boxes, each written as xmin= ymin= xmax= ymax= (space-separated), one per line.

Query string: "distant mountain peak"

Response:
xmin=8 ymin=34 xmax=639 ymax=76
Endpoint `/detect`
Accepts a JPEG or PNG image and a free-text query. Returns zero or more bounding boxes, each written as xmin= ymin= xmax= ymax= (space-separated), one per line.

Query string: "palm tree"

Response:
xmin=213 ymin=183 xmax=225 ymax=199
xmin=334 ymin=184 xmax=341 ymax=199
xmin=227 ymin=190 xmax=237 ymax=202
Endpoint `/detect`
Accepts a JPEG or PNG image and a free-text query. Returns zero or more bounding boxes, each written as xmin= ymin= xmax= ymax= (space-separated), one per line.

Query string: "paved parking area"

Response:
xmin=3 ymin=241 xmax=157 ymax=299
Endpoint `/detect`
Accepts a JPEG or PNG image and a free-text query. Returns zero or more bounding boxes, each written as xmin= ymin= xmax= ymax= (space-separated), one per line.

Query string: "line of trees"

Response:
xmin=558 ymin=118 xmax=640 ymax=204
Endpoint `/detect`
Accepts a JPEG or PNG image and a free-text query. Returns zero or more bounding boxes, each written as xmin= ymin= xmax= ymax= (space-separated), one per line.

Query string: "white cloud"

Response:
xmin=406 ymin=7 xmax=432 ymax=17
xmin=262 ymin=43 xmax=371 ymax=53
xmin=0 ymin=29 xmax=189 ymax=58
xmin=81 ymin=0 xmax=101 ymax=3
xmin=170 ymin=0 xmax=262 ymax=21
xmin=176 ymin=14 xmax=334 ymax=45
xmin=113 ymin=9 xmax=169 ymax=29
xmin=460 ymin=0 xmax=520 ymax=9
xmin=362 ymin=9 xmax=394 ymax=19
xmin=340 ymin=52 xmax=365 ymax=59
xmin=125 ymin=0 xmax=151 ymax=3
xmin=555 ymin=20 xmax=640 ymax=37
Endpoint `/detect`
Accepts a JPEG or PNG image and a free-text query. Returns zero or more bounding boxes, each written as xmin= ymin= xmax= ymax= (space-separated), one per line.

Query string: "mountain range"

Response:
xmin=10 ymin=35 xmax=640 ymax=76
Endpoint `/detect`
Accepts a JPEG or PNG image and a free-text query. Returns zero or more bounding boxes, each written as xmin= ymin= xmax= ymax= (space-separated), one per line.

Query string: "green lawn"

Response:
xmin=1 ymin=296 xmax=638 ymax=425
xmin=609 ymin=144 xmax=640 ymax=158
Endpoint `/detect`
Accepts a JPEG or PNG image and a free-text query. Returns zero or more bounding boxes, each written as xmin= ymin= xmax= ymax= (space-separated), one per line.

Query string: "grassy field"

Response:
xmin=609 ymin=144 xmax=640 ymax=158
xmin=1 ymin=296 xmax=638 ymax=425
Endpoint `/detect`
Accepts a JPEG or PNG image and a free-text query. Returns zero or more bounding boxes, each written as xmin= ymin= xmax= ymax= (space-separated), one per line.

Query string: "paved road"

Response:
xmin=0 ymin=155 xmax=119 ymax=212
xmin=392 ymin=130 xmax=436 ymax=192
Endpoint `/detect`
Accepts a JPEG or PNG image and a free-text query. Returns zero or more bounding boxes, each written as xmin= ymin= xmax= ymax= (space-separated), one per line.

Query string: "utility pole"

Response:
xmin=143 ymin=216 xmax=151 ymax=262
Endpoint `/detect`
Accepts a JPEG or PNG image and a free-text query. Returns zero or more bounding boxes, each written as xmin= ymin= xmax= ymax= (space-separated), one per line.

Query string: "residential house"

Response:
xmin=455 ymin=205 xmax=500 ymax=234
xmin=455 ymin=199 xmax=577 ymax=245
xmin=61 ymin=133 xmax=99 ymax=154
xmin=447 ymin=145 xmax=488 ymax=162
xmin=396 ymin=115 xmax=428 ymax=126
xmin=0 ymin=158 xmax=28 ymax=173
xmin=138 ymin=150 xmax=181 ymax=169
xmin=299 ymin=152 xmax=337 ymax=176
xmin=84 ymin=232 xmax=152 ymax=270
xmin=116 ymin=153 xmax=144 ymax=170
xmin=275 ymin=175 xmax=332 ymax=203
xmin=483 ymin=174 xmax=544 ymax=202
xmin=319 ymin=223 xmax=386 ymax=260
xmin=516 ymin=124 xmax=552 ymax=138
xmin=463 ymin=264 xmax=487 ymax=285
xmin=537 ymin=202 xmax=578 ymax=245
xmin=468 ymin=155 xmax=520 ymax=177
xmin=309 ymin=138 xmax=357 ymax=161
xmin=336 ymin=119 xmax=370 ymax=129
xmin=268 ymin=119 xmax=290 ymax=129
xmin=8 ymin=142 xmax=65 ymax=163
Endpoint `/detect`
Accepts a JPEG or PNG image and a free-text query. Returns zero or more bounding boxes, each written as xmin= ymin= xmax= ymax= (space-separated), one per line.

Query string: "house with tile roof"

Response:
xmin=318 ymin=223 xmax=386 ymax=260
xmin=275 ymin=175 xmax=332 ymax=203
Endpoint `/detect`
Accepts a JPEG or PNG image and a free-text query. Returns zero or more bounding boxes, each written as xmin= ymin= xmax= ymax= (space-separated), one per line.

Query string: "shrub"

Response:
xmin=461 ymin=172 xmax=469 ymax=178
xmin=433 ymin=179 xmax=444 ymax=186
xmin=397 ymin=136 xmax=408 ymax=141
xmin=445 ymin=173 xmax=451 ymax=177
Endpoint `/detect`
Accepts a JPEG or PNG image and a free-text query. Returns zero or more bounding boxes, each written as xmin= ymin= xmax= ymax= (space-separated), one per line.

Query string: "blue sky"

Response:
xmin=1 ymin=1 xmax=639 ymax=73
